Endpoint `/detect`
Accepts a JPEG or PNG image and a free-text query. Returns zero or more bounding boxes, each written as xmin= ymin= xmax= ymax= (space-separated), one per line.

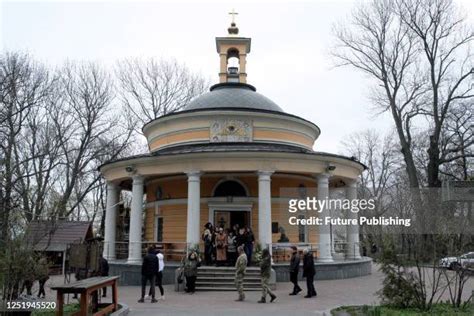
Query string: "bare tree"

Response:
xmin=334 ymin=0 xmax=473 ymax=189
xmin=398 ymin=0 xmax=474 ymax=187
xmin=53 ymin=62 xmax=133 ymax=218
xmin=439 ymin=102 xmax=473 ymax=180
xmin=342 ymin=129 xmax=399 ymax=208
xmin=13 ymin=87 xmax=65 ymax=222
xmin=116 ymin=57 xmax=208 ymax=132
xmin=0 ymin=53 xmax=53 ymax=245
xmin=341 ymin=129 xmax=402 ymax=251
xmin=333 ymin=0 xmax=425 ymax=188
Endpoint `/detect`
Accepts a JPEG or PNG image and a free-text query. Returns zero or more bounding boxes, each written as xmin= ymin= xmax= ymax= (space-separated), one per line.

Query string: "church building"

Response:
xmin=100 ymin=19 xmax=366 ymax=267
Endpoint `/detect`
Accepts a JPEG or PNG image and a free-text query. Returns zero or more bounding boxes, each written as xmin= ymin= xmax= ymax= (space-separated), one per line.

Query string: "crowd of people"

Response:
xmin=202 ymin=222 xmax=255 ymax=267
xmin=138 ymin=242 xmax=317 ymax=304
xmin=19 ymin=242 xmax=316 ymax=305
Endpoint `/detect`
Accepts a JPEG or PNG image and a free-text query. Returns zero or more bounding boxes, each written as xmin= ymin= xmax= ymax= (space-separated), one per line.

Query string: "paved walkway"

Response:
xmin=36 ymin=265 xmax=473 ymax=316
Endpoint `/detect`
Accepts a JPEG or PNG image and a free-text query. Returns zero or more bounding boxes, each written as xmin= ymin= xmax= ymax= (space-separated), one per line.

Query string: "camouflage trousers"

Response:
xmin=261 ymin=275 xmax=275 ymax=298
xmin=235 ymin=273 xmax=245 ymax=299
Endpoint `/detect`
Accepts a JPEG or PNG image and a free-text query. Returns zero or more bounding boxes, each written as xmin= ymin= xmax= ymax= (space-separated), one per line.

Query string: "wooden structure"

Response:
xmin=27 ymin=221 xmax=93 ymax=275
xmin=52 ymin=276 xmax=119 ymax=316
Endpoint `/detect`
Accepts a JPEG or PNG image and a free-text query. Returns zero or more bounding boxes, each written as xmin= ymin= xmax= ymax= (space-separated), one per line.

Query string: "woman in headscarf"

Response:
xmin=215 ymin=227 xmax=227 ymax=266
xmin=183 ymin=251 xmax=201 ymax=294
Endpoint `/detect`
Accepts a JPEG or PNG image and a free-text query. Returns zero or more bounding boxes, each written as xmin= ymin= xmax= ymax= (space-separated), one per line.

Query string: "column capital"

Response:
xmin=316 ymin=173 xmax=331 ymax=182
xmin=106 ymin=181 xmax=119 ymax=191
xmin=186 ymin=171 xmax=202 ymax=181
xmin=132 ymin=174 xmax=144 ymax=184
xmin=257 ymin=170 xmax=274 ymax=178
xmin=346 ymin=178 xmax=358 ymax=188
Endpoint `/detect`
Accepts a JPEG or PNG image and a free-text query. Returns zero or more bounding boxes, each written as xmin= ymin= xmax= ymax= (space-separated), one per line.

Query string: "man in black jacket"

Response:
xmin=138 ymin=247 xmax=159 ymax=303
xmin=302 ymin=248 xmax=317 ymax=298
xmin=289 ymin=246 xmax=302 ymax=295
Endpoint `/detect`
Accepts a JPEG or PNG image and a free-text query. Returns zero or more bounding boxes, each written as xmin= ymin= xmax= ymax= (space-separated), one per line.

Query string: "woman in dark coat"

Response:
xmin=244 ymin=227 xmax=255 ymax=266
xmin=289 ymin=246 xmax=301 ymax=295
xmin=36 ymin=257 xmax=49 ymax=298
xmin=202 ymin=223 xmax=213 ymax=265
xmin=236 ymin=228 xmax=246 ymax=248
xmin=302 ymin=248 xmax=316 ymax=298
xmin=183 ymin=251 xmax=201 ymax=293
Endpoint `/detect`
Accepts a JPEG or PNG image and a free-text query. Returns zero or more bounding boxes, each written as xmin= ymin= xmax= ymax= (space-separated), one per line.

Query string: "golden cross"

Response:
xmin=228 ymin=8 xmax=238 ymax=23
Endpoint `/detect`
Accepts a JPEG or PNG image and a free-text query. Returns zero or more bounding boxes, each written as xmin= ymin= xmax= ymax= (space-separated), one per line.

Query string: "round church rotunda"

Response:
xmin=100 ymin=18 xmax=371 ymax=286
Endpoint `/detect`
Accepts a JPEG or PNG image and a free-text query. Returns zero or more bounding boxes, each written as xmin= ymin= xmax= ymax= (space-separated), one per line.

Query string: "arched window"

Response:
xmin=213 ymin=180 xmax=247 ymax=197
xmin=227 ymin=48 xmax=240 ymax=76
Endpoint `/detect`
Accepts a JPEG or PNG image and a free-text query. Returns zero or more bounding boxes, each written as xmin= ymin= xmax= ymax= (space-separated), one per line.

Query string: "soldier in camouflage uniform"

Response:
xmin=234 ymin=245 xmax=247 ymax=301
xmin=258 ymin=248 xmax=276 ymax=303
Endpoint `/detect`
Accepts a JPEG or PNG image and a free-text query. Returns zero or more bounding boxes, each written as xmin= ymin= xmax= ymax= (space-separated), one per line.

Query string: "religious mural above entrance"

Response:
xmin=210 ymin=118 xmax=253 ymax=142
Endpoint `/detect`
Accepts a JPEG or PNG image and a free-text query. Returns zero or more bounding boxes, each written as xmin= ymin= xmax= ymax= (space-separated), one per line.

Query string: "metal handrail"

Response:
xmin=102 ymin=241 xmax=362 ymax=263
xmin=103 ymin=241 xmax=191 ymax=261
xmin=268 ymin=242 xmax=361 ymax=263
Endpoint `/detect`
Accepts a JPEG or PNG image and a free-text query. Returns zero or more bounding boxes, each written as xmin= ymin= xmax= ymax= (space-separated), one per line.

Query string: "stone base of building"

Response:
xmin=274 ymin=257 xmax=372 ymax=282
xmin=109 ymin=260 xmax=181 ymax=286
xmin=109 ymin=257 xmax=371 ymax=286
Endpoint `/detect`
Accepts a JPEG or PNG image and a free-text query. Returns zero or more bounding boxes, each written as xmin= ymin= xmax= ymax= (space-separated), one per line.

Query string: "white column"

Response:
xmin=258 ymin=171 xmax=273 ymax=250
xmin=346 ymin=179 xmax=361 ymax=260
xmin=103 ymin=182 xmax=119 ymax=260
xmin=317 ymin=173 xmax=334 ymax=262
xmin=127 ymin=175 xmax=144 ymax=264
xmin=186 ymin=171 xmax=201 ymax=246
xmin=329 ymin=189 xmax=336 ymax=257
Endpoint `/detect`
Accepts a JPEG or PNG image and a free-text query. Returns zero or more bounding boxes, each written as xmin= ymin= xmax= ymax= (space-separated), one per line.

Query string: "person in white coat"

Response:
xmin=156 ymin=249 xmax=165 ymax=300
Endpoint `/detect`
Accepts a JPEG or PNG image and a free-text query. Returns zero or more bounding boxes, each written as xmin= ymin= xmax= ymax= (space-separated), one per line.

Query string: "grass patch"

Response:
xmin=32 ymin=303 xmax=80 ymax=316
xmin=331 ymin=303 xmax=474 ymax=316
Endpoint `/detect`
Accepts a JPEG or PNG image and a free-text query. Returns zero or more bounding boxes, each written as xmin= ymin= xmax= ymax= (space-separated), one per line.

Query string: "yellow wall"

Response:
xmin=149 ymin=130 xmax=209 ymax=150
xmin=144 ymin=174 xmax=319 ymax=245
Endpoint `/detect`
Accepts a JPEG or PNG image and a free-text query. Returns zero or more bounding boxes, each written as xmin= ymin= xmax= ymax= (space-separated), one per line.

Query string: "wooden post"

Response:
xmin=62 ymin=251 xmax=66 ymax=275
xmin=112 ymin=280 xmax=118 ymax=311
xmin=91 ymin=289 xmax=98 ymax=313
xmin=56 ymin=290 xmax=64 ymax=316
xmin=79 ymin=291 xmax=88 ymax=316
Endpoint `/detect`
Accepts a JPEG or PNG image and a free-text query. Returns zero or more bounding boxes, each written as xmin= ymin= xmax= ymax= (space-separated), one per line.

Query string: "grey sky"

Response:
xmin=2 ymin=0 xmax=473 ymax=154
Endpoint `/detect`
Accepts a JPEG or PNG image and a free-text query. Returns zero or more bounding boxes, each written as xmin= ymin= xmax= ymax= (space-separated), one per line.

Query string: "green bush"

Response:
xmin=331 ymin=303 xmax=473 ymax=316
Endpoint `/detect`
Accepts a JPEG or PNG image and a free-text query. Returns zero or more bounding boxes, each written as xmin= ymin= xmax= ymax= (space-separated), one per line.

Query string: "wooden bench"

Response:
xmin=52 ymin=276 xmax=119 ymax=316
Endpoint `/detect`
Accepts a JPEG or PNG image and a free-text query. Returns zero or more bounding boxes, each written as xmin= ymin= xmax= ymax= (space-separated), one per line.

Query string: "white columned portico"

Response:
xmin=103 ymin=181 xmax=119 ymax=260
xmin=258 ymin=171 xmax=273 ymax=250
xmin=317 ymin=173 xmax=334 ymax=262
xmin=128 ymin=175 xmax=144 ymax=264
xmin=346 ymin=179 xmax=361 ymax=259
xmin=186 ymin=171 xmax=202 ymax=246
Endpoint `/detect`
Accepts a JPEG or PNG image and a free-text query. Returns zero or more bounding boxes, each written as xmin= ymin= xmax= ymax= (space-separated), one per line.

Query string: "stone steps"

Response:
xmin=195 ymin=286 xmax=261 ymax=291
xmin=196 ymin=276 xmax=261 ymax=282
xmin=197 ymin=271 xmax=260 ymax=277
xmin=195 ymin=266 xmax=263 ymax=291
xmin=196 ymin=282 xmax=261 ymax=288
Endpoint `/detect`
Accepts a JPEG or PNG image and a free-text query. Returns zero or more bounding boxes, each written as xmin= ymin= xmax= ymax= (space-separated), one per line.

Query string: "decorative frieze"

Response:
xmin=210 ymin=118 xmax=253 ymax=142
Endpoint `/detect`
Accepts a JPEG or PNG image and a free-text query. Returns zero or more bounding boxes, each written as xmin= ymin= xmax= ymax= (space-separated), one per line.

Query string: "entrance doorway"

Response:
xmin=214 ymin=211 xmax=250 ymax=230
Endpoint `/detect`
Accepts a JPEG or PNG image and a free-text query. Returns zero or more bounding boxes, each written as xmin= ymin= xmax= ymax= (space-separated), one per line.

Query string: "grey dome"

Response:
xmin=183 ymin=83 xmax=284 ymax=112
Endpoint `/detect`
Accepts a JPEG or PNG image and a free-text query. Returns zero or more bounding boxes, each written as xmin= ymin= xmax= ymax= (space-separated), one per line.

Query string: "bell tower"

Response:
xmin=216 ymin=10 xmax=251 ymax=83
